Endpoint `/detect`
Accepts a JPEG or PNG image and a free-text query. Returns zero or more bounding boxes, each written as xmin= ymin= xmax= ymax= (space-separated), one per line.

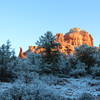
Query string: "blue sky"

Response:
xmin=0 ymin=0 xmax=100 ymax=55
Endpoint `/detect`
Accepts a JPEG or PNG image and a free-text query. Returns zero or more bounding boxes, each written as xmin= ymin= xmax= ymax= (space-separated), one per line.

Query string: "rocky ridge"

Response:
xmin=19 ymin=28 xmax=94 ymax=58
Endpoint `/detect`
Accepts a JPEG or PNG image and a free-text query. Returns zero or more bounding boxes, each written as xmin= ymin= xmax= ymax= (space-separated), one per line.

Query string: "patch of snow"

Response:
xmin=0 ymin=76 xmax=100 ymax=99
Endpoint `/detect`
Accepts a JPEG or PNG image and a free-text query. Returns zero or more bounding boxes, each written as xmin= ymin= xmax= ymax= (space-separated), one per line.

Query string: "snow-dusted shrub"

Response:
xmin=67 ymin=54 xmax=78 ymax=72
xmin=78 ymin=93 xmax=95 ymax=100
xmin=39 ymin=74 xmax=60 ymax=85
xmin=27 ymin=52 xmax=35 ymax=64
xmin=13 ymin=59 xmax=40 ymax=83
xmin=58 ymin=53 xmax=69 ymax=75
xmin=90 ymin=64 xmax=100 ymax=76
xmin=0 ymin=80 xmax=68 ymax=100
xmin=0 ymin=83 xmax=37 ymax=100
xmin=69 ymin=61 xmax=86 ymax=77
xmin=27 ymin=52 xmax=42 ymax=66
xmin=60 ymin=54 xmax=86 ymax=77
xmin=17 ymin=71 xmax=39 ymax=83
xmin=94 ymin=48 xmax=100 ymax=66
xmin=67 ymin=54 xmax=77 ymax=68
xmin=89 ymin=48 xmax=100 ymax=76
xmin=75 ymin=45 xmax=97 ymax=68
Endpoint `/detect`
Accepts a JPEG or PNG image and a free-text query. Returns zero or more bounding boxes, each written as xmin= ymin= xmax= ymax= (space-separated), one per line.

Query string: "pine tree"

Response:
xmin=36 ymin=31 xmax=61 ymax=73
xmin=0 ymin=40 xmax=16 ymax=65
xmin=0 ymin=40 xmax=16 ymax=82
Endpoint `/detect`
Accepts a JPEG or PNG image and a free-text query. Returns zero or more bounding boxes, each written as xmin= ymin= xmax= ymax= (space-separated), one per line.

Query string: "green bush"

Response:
xmin=75 ymin=45 xmax=97 ymax=73
xmin=69 ymin=61 xmax=86 ymax=77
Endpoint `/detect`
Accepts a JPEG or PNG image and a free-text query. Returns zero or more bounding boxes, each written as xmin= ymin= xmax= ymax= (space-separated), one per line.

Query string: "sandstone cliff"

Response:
xmin=19 ymin=28 xmax=94 ymax=58
xmin=56 ymin=28 xmax=93 ymax=54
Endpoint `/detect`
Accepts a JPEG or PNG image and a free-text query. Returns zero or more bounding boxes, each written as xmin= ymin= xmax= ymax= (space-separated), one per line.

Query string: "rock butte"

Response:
xmin=19 ymin=28 xmax=94 ymax=58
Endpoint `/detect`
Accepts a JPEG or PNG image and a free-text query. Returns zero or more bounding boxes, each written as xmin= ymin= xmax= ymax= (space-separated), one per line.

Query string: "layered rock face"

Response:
xmin=19 ymin=28 xmax=94 ymax=58
xmin=56 ymin=28 xmax=93 ymax=54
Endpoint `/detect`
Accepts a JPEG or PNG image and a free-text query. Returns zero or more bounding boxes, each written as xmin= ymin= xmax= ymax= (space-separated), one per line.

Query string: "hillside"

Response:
xmin=0 ymin=29 xmax=100 ymax=100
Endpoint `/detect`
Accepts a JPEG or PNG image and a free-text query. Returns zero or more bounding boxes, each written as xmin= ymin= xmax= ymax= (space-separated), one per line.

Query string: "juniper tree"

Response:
xmin=36 ymin=31 xmax=61 ymax=73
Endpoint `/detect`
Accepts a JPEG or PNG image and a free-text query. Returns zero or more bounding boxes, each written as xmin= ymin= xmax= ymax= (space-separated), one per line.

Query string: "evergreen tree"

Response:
xmin=0 ymin=40 xmax=16 ymax=65
xmin=0 ymin=40 xmax=16 ymax=82
xmin=36 ymin=31 xmax=61 ymax=73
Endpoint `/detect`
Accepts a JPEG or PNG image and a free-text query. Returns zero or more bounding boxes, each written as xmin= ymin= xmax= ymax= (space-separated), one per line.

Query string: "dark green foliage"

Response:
xmin=66 ymin=55 xmax=87 ymax=77
xmin=0 ymin=40 xmax=16 ymax=65
xmin=90 ymin=64 xmax=100 ymax=77
xmin=27 ymin=52 xmax=35 ymax=64
xmin=36 ymin=31 xmax=61 ymax=74
xmin=0 ymin=40 xmax=16 ymax=82
xmin=69 ymin=61 xmax=87 ymax=77
xmin=67 ymin=55 xmax=78 ymax=69
xmin=0 ymin=65 xmax=15 ymax=82
xmin=75 ymin=44 xmax=97 ymax=73
xmin=95 ymin=48 xmax=100 ymax=66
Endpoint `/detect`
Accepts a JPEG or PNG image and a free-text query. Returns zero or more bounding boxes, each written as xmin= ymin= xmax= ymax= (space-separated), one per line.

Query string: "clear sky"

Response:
xmin=0 ymin=0 xmax=100 ymax=55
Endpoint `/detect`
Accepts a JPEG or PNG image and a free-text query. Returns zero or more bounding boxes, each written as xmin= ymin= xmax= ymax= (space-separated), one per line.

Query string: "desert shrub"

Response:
xmin=57 ymin=53 xmax=70 ymax=75
xmin=13 ymin=58 xmax=40 ymax=83
xmin=89 ymin=48 xmax=100 ymax=76
xmin=67 ymin=54 xmax=78 ymax=69
xmin=0 ymin=83 xmax=37 ymax=100
xmin=69 ymin=61 xmax=87 ymax=77
xmin=65 ymin=54 xmax=78 ymax=76
xmin=0 ymin=80 xmax=68 ymax=100
xmin=75 ymin=45 xmax=97 ymax=73
xmin=78 ymin=93 xmax=95 ymax=100
xmin=27 ymin=52 xmax=42 ymax=66
xmin=65 ymin=54 xmax=88 ymax=77
xmin=90 ymin=64 xmax=100 ymax=76
xmin=39 ymin=74 xmax=60 ymax=85
xmin=27 ymin=52 xmax=35 ymax=64
xmin=94 ymin=48 xmax=100 ymax=66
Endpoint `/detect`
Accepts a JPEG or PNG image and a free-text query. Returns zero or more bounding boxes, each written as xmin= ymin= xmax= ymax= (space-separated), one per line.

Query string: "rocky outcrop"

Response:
xmin=64 ymin=28 xmax=93 ymax=47
xmin=19 ymin=47 xmax=27 ymax=58
xmin=56 ymin=28 xmax=93 ymax=54
xmin=19 ymin=28 xmax=94 ymax=58
xmin=19 ymin=46 xmax=45 ymax=58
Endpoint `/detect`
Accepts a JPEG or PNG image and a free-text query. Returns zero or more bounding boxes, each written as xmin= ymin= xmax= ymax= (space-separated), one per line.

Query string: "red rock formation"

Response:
xmin=19 ymin=28 xmax=94 ymax=58
xmin=28 ymin=46 xmax=45 ymax=54
xmin=19 ymin=47 xmax=27 ymax=58
xmin=64 ymin=28 xmax=93 ymax=47
xmin=56 ymin=28 xmax=93 ymax=54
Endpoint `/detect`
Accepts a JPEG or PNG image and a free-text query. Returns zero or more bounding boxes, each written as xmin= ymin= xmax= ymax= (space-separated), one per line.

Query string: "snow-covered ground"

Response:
xmin=0 ymin=75 xmax=100 ymax=100
xmin=39 ymin=75 xmax=100 ymax=99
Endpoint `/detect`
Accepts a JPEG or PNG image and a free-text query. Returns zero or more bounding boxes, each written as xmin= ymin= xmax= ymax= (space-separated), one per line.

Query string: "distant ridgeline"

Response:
xmin=19 ymin=28 xmax=94 ymax=58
